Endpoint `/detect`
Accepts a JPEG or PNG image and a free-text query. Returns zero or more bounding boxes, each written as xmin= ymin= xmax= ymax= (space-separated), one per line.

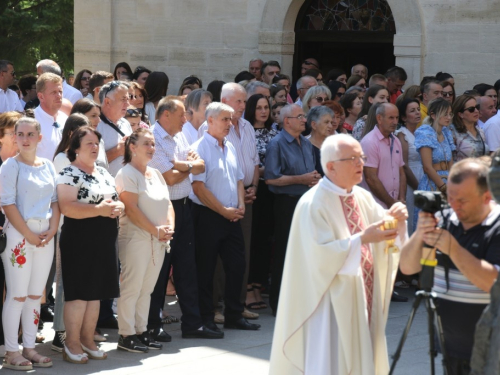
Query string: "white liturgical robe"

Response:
xmin=269 ymin=177 xmax=407 ymax=375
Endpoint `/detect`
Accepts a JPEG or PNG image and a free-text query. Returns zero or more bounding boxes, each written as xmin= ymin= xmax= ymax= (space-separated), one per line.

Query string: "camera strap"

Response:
xmin=439 ymin=209 xmax=453 ymax=292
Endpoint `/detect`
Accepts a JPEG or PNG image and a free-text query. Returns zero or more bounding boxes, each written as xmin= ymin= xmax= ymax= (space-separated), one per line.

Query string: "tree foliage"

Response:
xmin=0 ymin=0 xmax=74 ymax=75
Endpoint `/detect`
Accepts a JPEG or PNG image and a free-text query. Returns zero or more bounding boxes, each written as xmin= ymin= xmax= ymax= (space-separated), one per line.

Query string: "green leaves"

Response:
xmin=0 ymin=0 xmax=74 ymax=75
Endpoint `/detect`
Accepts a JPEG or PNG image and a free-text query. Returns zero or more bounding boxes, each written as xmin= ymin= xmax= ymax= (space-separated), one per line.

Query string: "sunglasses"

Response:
xmin=442 ymin=92 xmax=453 ymax=98
xmin=462 ymin=104 xmax=480 ymax=113
xmin=102 ymin=81 xmax=121 ymax=98
xmin=302 ymin=60 xmax=319 ymax=69
xmin=126 ymin=108 xmax=141 ymax=117
xmin=314 ymin=96 xmax=326 ymax=103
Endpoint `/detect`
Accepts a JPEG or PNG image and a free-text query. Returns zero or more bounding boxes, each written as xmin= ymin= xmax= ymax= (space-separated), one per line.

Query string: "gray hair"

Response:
xmin=0 ymin=60 xmax=13 ymax=72
xmin=351 ymin=64 xmax=368 ymax=76
xmin=157 ymin=97 xmax=181 ymax=119
xmin=246 ymin=81 xmax=270 ymax=97
xmin=220 ymin=82 xmax=246 ymax=100
xmin=296 ymin=76 xmax=318 ymax=90
xmin=99 ymin=81 xmax=129 ymax=103
xmin=205 ymin=102 xmax=234 ymax=120
xmin=307 ymin=106 xmax=334 ymax=129
xmin=249 ymin=58 xmax=263 ymax=65
xmin=279 ymin=103 xmax=301 ymax=124
xmin=15 ymin=117 xmax=41 ymax=133
xmin=36 ymin=59 xmax=62 ymax=76
xmin=185 ymin=89 xmax=213 ymax=112
xmin=375 ymin=102 xmax=394 ymax=117
xmin=320 ymin=133 xmax=358 ymax=174
xmin=302 ymin=85 xmax=332 ymax=113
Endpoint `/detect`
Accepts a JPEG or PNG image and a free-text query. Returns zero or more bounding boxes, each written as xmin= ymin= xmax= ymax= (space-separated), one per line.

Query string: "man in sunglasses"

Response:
xmin=417 ymin=78 xmax=443 ymax=127
xmin=0 ymin=60 xmax=23 ymax=113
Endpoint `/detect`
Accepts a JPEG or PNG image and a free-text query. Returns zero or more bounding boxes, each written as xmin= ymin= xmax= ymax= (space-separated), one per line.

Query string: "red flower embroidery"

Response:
xmin=10 ymin=239 xmax=27 ymax=268
xmin=33 ymin=309 xmax=40 ymax=325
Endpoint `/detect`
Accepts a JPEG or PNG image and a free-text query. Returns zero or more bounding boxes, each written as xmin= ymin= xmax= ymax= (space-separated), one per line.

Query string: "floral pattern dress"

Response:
xmin=449 ymin=124 xmax=489 ymax=161
xmin=56 ymin=165 xmax=120 ymax=301
xmin=352 ymin=117 xmax=366 ymax=141
xmin=255 ymin=127 xmax=278 ymax=167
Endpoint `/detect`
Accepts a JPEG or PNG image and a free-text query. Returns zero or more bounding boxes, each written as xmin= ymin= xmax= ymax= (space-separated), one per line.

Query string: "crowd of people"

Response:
xmin=0 ymin=56 xmax=499 ymax=373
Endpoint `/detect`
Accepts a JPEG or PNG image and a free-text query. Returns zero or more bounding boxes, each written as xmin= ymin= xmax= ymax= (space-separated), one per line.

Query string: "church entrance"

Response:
xmin=293 ymin=0 xmax=396 ymax=80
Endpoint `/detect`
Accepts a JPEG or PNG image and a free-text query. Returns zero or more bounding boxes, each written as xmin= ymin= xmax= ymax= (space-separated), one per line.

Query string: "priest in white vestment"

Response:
xmin=269 ymin=134 xmax=408 ymax=375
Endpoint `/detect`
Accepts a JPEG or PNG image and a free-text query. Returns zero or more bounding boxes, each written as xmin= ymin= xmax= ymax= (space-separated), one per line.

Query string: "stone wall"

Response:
xmin=74 ymin=0 xmax=499 ymax=96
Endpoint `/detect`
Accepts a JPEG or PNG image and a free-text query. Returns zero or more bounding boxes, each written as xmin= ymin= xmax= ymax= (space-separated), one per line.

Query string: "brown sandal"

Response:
xmin=23 ymin=349 xmax=52 ymax=368
xmin=3 ymin=352 xmax=33 ymax=371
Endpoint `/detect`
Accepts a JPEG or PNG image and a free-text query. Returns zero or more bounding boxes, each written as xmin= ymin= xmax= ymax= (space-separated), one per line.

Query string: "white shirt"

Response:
xmin=197 ymin=118 xmax=259 ymax=186
xmin=145 ymin=102 xmax=156 ymax=124
xmin=0 ymin=88 xmax=23 ymax=113
xmin=34 ymin=106 xmax=67 ymax=160
xmin=182 ymin=121 xmax=199 ymax=145
xmin=63 ymin=80 xmax=83 ymax=104
xmin=477 ymin=119 xmax=485 ymax=129
xmin=96 ymin=116 xmax=132 ymax=177
xmin=484 ymin=111 xmax=500 ymax=151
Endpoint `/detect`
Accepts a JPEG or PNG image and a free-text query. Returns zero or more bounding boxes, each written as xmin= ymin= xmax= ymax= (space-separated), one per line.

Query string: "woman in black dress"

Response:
xmin=57 ymin=126 xmax=124 ymax=364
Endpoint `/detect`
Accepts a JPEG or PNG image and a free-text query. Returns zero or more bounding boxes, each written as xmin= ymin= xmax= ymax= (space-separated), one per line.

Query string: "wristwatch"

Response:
xmin=187 ymin=163 xmax=193 ymax=173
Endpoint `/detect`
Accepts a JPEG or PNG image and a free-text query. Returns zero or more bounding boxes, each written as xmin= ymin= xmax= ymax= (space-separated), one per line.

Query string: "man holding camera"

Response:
xmin=400 ymin=159 xmax=500 ymax=375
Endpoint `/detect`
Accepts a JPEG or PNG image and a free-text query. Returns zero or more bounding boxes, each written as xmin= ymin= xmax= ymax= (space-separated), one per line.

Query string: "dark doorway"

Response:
xmin=293 ymin=0 xmax=396 ymax=82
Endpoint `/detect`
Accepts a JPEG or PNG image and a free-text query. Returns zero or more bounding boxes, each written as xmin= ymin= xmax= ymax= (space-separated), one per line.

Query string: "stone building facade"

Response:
xmin=74 ymin=0 xmax=500 ymax=95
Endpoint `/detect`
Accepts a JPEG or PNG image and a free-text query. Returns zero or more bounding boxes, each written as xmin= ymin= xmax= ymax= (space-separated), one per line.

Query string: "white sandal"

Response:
xmin=23 ymin=349 xmax=52 ymax=368
xmin=2 ymin=351 xmax=33 ymax=371
xmin=82 ymin=344 xmax=107 ymax=360
xmin=62 ymin=344 xmax=88 ymax=364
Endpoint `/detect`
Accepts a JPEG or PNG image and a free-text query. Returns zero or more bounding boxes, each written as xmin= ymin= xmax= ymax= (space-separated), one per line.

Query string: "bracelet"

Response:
xmin=439 ymin=184 xmax=446 ymax=191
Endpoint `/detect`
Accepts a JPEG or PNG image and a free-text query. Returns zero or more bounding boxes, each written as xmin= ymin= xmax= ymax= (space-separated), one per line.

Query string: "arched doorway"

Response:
xmin=293 ymin=0 xmax=396 ymax=81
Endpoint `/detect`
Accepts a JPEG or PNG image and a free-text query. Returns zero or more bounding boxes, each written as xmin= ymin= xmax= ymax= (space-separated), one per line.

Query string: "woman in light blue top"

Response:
xmin=0 ymin=117 xmax=59 ymax=370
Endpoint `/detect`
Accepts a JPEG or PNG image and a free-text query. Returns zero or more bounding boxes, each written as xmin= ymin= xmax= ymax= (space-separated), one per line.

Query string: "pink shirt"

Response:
xmin=360 ymin=126 xmax=404 ymax=208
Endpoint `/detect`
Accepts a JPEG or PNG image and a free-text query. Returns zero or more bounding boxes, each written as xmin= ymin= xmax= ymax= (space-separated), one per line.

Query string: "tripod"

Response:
xmin=389 ymin=254 xmax=450 ymax=375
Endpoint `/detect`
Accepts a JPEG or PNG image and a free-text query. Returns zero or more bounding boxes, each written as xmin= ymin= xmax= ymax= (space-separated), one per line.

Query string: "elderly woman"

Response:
xmin=57 ymin=126 xmax=124 ymax=364
xmin=302 ymin=85 xmax=332 ymax=114
xmin=0 ymin=117 xmax=59 ymax=370
xmin=307 ymin=106 xmax=336 ymax=177
xmin=183 ymin=89 xmax=213 ymax=145
xmin=115 ymin=128 xmax=174 ymax=352
xmin=450 ymin=95 xmax=488 ymax=161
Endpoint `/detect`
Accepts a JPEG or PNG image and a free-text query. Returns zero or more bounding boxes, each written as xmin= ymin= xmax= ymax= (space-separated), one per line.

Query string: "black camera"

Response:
xmin=414 ymin=191 xmax=445 ymax=214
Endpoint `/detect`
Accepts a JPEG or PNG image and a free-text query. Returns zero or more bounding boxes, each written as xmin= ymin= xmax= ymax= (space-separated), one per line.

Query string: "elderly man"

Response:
xmin=478 ymin=96 xmax=497 ymax=129
xmin=361 ymin=103 xmax=406 ymax=209
xmin=401 ymin=159 xmax=500 ymax=374
xmin=248 ymin=59 xmax=263 ymax=81
xmin=34 ymin=73 xmax=68 ymax=160
xmin=352 ymin=63 xmax=368 ymax=80
xmin=190 ymin=102 xmax=260 ymax=331
xmin=96 ymin=81 xmax=132 ymax=177
xmin=36 ymin=59 xmax=82 ymax=104
xmin=264 ymin=103 xmax=320 ymax=314
xmin=246 ymin=81 xmax=270 ymax=101
xmin=295 ymin=76 xmax=318 ymax=107
xmin=0 ymin=60 xmax=23 ymax=113
xmin=87 ymin=71 xmax=114 ymax=103
xmin=147 ymin=97 xmax=223 ymax=341
xmin=417 ymin=78 xmax=443 ymax=127
xmin=385 ymin=66 xmax=407 ymax=104
xmin=269 ymin=134 xmax=407 ymax=374
xmin=261 ymin=61 xmax=281 ymax=85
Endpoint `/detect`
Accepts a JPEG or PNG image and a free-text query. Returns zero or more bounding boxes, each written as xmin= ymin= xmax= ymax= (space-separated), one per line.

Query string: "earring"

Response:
xmin=133 ymin=153 xmax=136 ymax=157
xmin=76 ymin=153 xmax=79 ymax=157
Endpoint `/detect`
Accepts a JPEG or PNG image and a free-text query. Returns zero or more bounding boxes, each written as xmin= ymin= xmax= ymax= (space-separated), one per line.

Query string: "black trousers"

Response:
xmin=269 ymin=194 xmax=300 ymax=312
xmin=147 ymin=198 xmax=202 ymax=332
xmin=249 ymin=180 xmax=274 ymax=285
xmin=192 ymin=204 xmax=245 ymax=323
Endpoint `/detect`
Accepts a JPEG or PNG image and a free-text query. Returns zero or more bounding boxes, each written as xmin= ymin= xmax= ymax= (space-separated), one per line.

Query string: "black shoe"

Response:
xmin=182 ymin=325 xmax=224 ymax=339
xmin=391 ymin=291 xmax=408 ymax=302
xmin=97 ymin=316 xmax=119 ymax=329
xmin=38 ymin=317 xmax=44 ymax=330
xmin=40 ymin=306 xmax=54 ymax=322
xmin=51 ymin=331 xmax=66 ymax=352
xmin=137 ymin=331 xmax=163 ymax=350
xmin=224 ymin=317 xmax=261 ymax=330
xmin=204 ymin=321 xmax=223 ymax=333
xmin=148 ymin=327 xmax=172 ymax=342
xmin=117 ymin=335 xmax=149 ymax=353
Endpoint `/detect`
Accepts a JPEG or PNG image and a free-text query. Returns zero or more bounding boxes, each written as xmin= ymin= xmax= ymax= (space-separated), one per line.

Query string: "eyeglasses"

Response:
xmin=332 ymin=155 xmax=368 ymax=164
xmin=302 ymin=60 xmax=319 ymax=69
xmin=81 ymin=77 xmax=90 ymax=81
xmin=287 ymin=114 xmax=306 ymax=120
xmin=314 ymin=96 xmax=327 ymax=103
xmin=102 ymin=81 xmax=121 ymax=99
xmin=442 ymin=92 xmax=454 ymax=98
xmin=126 ymin=108 xmax=141 ymax=117
xmin=462 ymin=104 xmax=480 ymax=113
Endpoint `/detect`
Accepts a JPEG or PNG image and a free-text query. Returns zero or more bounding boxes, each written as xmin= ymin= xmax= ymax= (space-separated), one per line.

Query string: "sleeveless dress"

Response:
xmin=57 ymin=165 xmax=120 ymax=301
xmin=395 ymin=126 xmax=424 ymax=233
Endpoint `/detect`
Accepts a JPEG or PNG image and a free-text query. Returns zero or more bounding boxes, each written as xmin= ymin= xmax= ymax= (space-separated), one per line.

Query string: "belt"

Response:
xmin=171 ymin=197 xmax=190 ymax=205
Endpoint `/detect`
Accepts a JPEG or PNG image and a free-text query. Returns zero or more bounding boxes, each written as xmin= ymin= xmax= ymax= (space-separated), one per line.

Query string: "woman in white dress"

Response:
xmin=396 ymin=98 xmax=424 ymax=233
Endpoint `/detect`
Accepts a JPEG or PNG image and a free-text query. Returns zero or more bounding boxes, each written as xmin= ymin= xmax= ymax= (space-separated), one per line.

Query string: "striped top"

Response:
xmin=433 ymin=266 xmax=490 ymax=304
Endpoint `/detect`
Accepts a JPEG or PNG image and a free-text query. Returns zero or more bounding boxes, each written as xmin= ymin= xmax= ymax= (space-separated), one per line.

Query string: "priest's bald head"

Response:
xmin=321 ymin=134 xmax=366 ymax=191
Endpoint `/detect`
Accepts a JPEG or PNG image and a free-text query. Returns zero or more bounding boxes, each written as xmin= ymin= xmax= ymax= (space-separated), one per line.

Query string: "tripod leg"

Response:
xmin=425 ymin=298 xmax=436 ymax=375
xmin=389 ymin=294 xmax=424 ymax=375
xmin=430 ymin=297 xmax=450 ymax=375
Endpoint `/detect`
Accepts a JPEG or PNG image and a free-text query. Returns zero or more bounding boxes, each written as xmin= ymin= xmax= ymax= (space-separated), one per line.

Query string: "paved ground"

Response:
xmin=7 ymin=286 xmax=446 ymax=374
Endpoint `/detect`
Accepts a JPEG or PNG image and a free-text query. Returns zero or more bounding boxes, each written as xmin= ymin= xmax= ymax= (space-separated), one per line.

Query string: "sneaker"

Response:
xmin=117 ymin=335 xmax=148 ymax=353
xmin=395 ymin=281 xmax=410 ymax=289
xmin=51 ymin=331 xmax=66 ymax=352
xmin=137 ymin=331 xmax=162 ymax=350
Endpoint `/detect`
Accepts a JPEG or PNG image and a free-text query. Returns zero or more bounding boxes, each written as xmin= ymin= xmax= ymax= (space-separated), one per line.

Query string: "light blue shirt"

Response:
xmin=189 ymin=132 xmax=243 ymax=209
xmin=0 ymin=157 xmax=58 ymax=220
